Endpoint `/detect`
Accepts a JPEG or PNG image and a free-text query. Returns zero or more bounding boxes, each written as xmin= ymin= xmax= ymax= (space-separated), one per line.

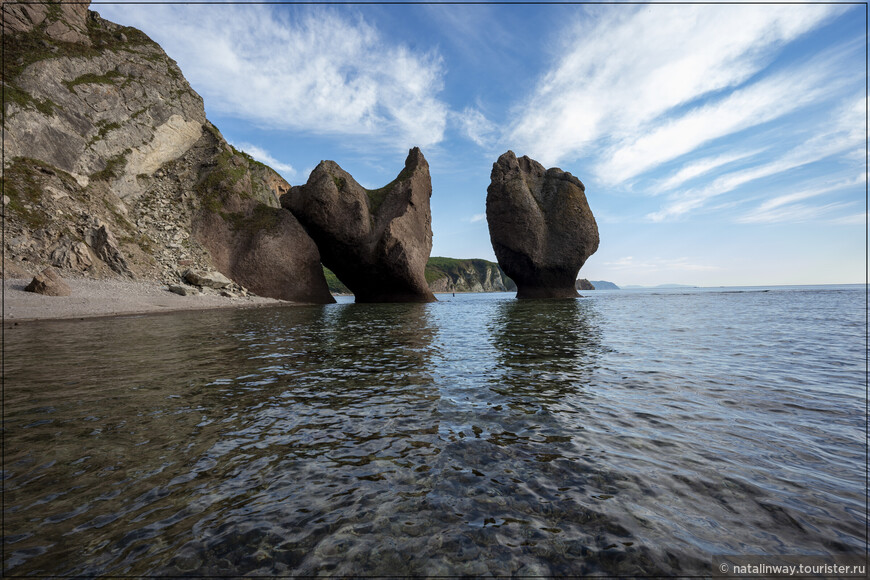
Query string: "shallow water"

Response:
xmin=4 ymin=285 xmax=865 ymax=575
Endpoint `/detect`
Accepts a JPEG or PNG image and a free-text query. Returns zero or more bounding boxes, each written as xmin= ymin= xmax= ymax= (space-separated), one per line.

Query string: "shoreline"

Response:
xmin=2 ymin=277 xmax=305 ymax=323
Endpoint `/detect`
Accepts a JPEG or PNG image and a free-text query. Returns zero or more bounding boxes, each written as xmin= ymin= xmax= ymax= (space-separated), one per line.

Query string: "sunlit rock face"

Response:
xmin=486 ymin=151 xmax=599 ymax=299
xmin=282 ymin=147 xmax=436 ymax=303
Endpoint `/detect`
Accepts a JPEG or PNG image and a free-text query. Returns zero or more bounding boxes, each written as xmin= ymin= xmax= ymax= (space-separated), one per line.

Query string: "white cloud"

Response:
xmin=103 ymin=4 xmax=448 ymax=149
xmin=232 ymin=142 xmax=296 ymax=177
xmin=506 ymin=5 xmax=844 ymax=174
xmin=652 ymin=149 xmax=767 ymax=195
xmin=737 ymin=202 xmax=857 ymax=224
xmin=599 ymin=65 xmax=839 ymax=184
xmin=454 ymin=107 xmax=498 ymax=149
xmin=469 ymin=213 xmax=486 ymax=223
xmin=736 ymin=174 xmax=865 ymax=224
xmin=648 ymin=96 xmax=866 ymax=221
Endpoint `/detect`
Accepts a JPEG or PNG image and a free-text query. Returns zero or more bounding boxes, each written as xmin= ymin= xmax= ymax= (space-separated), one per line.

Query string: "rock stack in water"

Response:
xmin=282 ymin=148 xmax=436 ymax=303
xmin=486 ymin=151 xmax=599 ymax=299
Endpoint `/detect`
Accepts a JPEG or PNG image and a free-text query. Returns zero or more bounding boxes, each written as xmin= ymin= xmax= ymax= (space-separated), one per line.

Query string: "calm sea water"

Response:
xmin=4 ymin=285 xmax=865 ymax=576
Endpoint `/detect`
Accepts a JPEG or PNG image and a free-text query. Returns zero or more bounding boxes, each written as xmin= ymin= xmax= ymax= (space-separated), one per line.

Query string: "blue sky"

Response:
xmin=97 ymin=2 xmax=866 ymax=287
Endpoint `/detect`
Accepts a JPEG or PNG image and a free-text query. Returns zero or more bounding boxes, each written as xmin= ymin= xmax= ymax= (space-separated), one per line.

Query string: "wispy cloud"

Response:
xmin=648 ymin=96 xmax=865 ymax=221
xmin=469 ymin=213 xmax=487 ymax=223
xmin=232 ymin=142 xmax=296 ymax=178
xmin=454 ymin=107 xmax=498 ymax=150
xmin=105 ymin=4 xmax=448 ymax=149
xmin=651 ymin=149 xmax=767 ymax=195
xmin=603 ymin=256 xmax=719 ymax=272
xmin=827 ymin=213 xmax=866 ymax=225
xmin=506 ymin=5 xmax=845 ymax=176
xmin=736 ymin=174 xmax=864 ymax=224
xmin=599 ymin=64 xmax=841 ymax=184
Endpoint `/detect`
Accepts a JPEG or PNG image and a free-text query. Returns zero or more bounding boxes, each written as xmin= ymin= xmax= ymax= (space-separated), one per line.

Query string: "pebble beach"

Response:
xmin=2 ymin=276 xmax=292 ymax=322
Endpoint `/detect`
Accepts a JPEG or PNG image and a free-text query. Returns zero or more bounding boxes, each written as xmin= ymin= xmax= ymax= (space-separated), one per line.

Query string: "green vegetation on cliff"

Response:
xmin=324 ymin=257 xmax=516 ymax=296
xmin=323 ymin=266 xmax=351 ymax=294
xmin=425 ymin=257 xmax=515 ymax=291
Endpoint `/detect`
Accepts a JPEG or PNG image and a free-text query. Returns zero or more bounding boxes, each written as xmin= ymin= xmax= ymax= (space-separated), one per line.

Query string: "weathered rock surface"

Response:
xmin=3 ymin=1 xmax=334 ymax=303
xmin=3 ymin=1 xmax=91 ymax=45
xmin=168 ymin=283 xmax=197 ymax=296
xmin=486 ymin=151 xmax=599 ymax=299
xmin=282 ymin=148 xmax=435 ymax=303
xmin=24 ymin=267 xmax=71 ymax=296
xmin=576 ymin=278 xmax=594 ymax=291
xmin=182 ymin=268 xmax=231 ymax=289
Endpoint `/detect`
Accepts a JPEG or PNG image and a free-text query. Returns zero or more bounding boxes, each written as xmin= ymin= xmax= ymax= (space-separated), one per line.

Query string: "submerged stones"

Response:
xmin=282 ymin=147 xmax=436 ymax=303
xmin=486 ymin=151 xmax=599 ymax=299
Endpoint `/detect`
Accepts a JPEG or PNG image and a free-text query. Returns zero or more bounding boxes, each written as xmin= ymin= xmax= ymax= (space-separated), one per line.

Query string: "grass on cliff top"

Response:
xmin=323 ymin=266 xmax=351 ymax=294
xmin=363 ymin=165 xmax=413 ymax=215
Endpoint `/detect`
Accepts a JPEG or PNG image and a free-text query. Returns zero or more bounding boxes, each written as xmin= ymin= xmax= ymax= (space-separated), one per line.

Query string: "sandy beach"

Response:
xmin=3 ymin=277 xmax=295 ymax=322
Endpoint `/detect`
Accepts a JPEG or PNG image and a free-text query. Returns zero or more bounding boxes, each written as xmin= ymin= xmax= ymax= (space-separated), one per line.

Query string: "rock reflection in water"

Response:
xmin=5 ymin=288 xmax=864 ymax=576
xmin=488 ymin=298 xmax=603 ymax=406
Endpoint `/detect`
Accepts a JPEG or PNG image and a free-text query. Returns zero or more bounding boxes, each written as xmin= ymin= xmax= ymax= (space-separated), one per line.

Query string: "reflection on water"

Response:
xmin=489 ymin=299 xmax=602 ymax=405
xmin=4 ymin=288 xmax=865 ymax=575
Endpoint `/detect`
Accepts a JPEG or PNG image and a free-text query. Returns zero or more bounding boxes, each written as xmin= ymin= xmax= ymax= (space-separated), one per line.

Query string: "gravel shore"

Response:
xmin=3 ymin=277 xmax=295 ymax=321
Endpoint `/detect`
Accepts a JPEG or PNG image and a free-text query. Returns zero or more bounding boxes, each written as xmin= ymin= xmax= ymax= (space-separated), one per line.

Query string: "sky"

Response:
xmin=96 ymin=1 xmax=866 ymax=287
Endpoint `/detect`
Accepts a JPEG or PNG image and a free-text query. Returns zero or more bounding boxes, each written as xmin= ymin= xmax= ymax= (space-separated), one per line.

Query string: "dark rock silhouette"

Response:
xmin=486 ymin=151 xmax=599 ymax=299
xmin=282 ymin=148 xmax=435 ymax=303
xmin=576 ymin=278 xmax=594 ymax=290
xmin=193 ymin=195 xmax=335 ymax=304
xmin=24 ymin=267 xmax=71 ymax=296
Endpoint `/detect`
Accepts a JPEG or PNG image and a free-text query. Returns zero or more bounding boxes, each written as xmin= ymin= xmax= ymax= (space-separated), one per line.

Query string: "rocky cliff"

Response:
xmin=426 ymin=257 xmax=515 ymax=293
xmin=2 ymin=0 xmax=333 ymax=303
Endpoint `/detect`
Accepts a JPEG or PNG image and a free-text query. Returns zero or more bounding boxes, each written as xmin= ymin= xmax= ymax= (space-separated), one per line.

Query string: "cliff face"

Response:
xmin=2 ymin=1 xmax=333 ymax=302
xmin=426 ymin=257 xmax=516 ymax=293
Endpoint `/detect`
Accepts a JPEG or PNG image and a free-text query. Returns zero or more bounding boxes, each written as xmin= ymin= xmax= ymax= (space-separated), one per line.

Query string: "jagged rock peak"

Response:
xmin=282 ymin=147 xmax=436 ymax=303
xmin=486 ymin=150 xmax=599 ymax=299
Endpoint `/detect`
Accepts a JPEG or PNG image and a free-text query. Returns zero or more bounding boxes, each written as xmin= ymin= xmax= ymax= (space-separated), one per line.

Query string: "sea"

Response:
xmin=3 ymin=284 xmax=866 ymax=576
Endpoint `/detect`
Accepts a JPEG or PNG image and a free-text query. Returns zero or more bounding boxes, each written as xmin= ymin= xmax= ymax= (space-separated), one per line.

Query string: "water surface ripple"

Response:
xmin=4 ymin=286 xmax=864 ymax=575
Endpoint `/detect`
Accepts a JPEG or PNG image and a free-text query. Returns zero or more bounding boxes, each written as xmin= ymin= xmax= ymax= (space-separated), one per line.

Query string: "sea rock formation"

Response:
xmin=576 ymin=278 xmax=594 ymax=291
xmin=486 ymin=151 xmax=599 ymax=299
xmin=24 ymin=267 xmax=71 ymax=296
xmin=282 ymin=148 xmax=436 ymax=303
xmin=3 ymin=0 xmax=333 ymax=303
